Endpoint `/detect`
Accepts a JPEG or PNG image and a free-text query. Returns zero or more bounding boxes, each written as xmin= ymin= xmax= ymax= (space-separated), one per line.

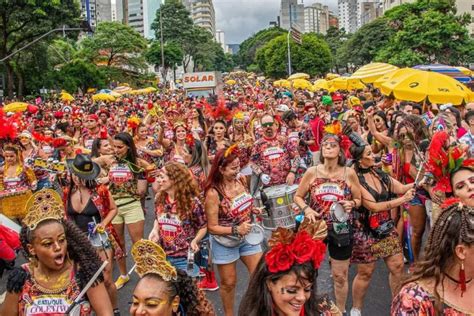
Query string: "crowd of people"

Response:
xmin=0 ymin=76 xmax=473 ymax=316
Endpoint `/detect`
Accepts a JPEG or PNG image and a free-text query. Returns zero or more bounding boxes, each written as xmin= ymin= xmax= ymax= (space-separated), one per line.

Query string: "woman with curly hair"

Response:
xmin=0 ymin=189 xmax=112 ymax=315
xmin=148 ymin=162 xmax=207 ymax=277
xmin=130 ymin=240 xmax=214 ymax=316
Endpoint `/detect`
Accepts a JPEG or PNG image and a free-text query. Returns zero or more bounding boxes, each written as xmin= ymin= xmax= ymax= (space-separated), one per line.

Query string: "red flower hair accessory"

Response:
xmin=224 ymin=144 xmax=239 ymax=158
xmin=185 ymin=133 xmax=195 ymax=148
xmin=265 ymin=221 xmax=327 ymax=274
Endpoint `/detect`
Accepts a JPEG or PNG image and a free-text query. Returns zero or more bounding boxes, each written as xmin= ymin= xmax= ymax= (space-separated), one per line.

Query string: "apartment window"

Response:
xmin=472 ymin=4 xmax=474 ymax=10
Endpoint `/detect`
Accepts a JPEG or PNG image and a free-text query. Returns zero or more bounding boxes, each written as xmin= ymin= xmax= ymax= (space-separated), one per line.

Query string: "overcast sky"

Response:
xmin=214 ymin=0 xmax=338 ymax=44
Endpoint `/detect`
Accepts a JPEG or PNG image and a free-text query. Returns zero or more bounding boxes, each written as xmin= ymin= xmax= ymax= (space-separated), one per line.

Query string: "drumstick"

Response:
xmin=65 ymin=260 xmax=108 ymax=314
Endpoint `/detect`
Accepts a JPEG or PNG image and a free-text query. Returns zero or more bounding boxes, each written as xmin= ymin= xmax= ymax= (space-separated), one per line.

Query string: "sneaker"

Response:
xmin=198 ymin=277 xmax=219 ymax=291
xmin=350 ymin=308 xmax=361 ymax=316
xmin=198 ymin=267 xmax=207 ymax=277
xmin=115 ymin=275 xmax=130 ymax=290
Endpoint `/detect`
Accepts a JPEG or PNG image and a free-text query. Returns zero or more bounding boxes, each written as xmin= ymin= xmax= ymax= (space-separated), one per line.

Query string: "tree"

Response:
xmin=376 ymin=1 xmax=473 ymax=66
xmin=237 ymin=27 xmax=287 ymax=70
xmin=324 ymin=26 xmax=349 ymax=73
xmin=80 ymin=22 xmax=147 ymax=71
xmin=0 ymin=0 xmax=81 ymax=97
xmin=338 ymin=17 xmax=394 ymax=69
xmin=257 ymin=33 xmax=332 ymax=78
xmin=53 ymin=59 xmax=106 ymax=92
xmin=145 ymin=41 xmax=183 ymax=81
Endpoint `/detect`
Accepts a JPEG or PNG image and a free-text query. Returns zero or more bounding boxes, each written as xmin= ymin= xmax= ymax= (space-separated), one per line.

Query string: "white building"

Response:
xmin=116 ymin=0 xmax=163 ymax=38
xmin=215 ymin=29 xmax=230 ymax=52
xmin=338 ymin=0 xmax=358 ymax=33
xmin=183 ymin=0 xmax=216 ymax=36
xmin=81 ymin=0 xmax=113 ymax=27
xmin=280 ymin=0 xmax=305 ymax=30
xmin=382 ymin=0 xmax=414 ymax=12
xmin=358 ymin=0 xmax=383 ymax=28
xmin=304 ymin=2 xmax=330 ymax=34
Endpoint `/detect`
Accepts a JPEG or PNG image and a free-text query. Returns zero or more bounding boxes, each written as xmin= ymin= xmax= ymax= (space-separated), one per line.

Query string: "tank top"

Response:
xmin=67 ymin=196 xmax=101 ymax=233
xmin=214 ymin=177 xmax=254 ymax=227
xmin=18 ymin=264 xmax=91 ymax=316
xmin=309 ymin=166 xmax=352 ymax=229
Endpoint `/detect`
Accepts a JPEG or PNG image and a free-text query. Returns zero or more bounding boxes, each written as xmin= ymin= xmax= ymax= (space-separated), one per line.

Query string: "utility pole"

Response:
xmin=122 ymin=0 xmax=128 ymax=24
xmin=287 ymin=1 xmax=292 ymax=76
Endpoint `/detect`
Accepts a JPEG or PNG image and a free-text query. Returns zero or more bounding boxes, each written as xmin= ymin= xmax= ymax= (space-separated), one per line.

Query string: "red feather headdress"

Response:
xmin=204 ymin=98 xmax=234 ymax=122
xmin=0 ymin=109 xmax=21 ymax=142
xmin=32 ymin=131 xmax=53 ymax=144
xmin=425 ymin=131 xmax=474 ymax=193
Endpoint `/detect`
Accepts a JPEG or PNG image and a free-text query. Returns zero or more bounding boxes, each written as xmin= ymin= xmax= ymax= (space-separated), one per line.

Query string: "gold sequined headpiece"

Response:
xmin=131 ymin=240 xmax=177 ymax=281
xmin=23 ymin=189 xmax=64 ymax=230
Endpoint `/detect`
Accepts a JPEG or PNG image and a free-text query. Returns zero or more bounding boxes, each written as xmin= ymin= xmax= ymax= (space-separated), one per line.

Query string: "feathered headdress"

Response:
xmin=0 ymin=109 xmax=21 ymax=142
xmin=323 ymin=121 xmax=353 ymax=156
xmin=127 ymin=116 xmax=141 ymax=130
xmin=204 ymin=98 xmax=234 ymax=122
xmin=265 ymin=219 xmax=327 ymax=273
xmin=425 ymin=131 xmax=474 ymax=193
xmin=32 ymin=131 xmax=53 ymax=144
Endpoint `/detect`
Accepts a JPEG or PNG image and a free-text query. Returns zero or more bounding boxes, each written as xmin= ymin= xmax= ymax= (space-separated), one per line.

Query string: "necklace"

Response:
xmin=445 ymin=273 xmax=472 ymax=286
xmin=33 ymin=264 xmax=72 ymax=294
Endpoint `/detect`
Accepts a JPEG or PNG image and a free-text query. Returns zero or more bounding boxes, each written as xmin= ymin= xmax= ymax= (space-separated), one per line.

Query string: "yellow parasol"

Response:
xmin=292 ymin=78 xmax=313 ymax=90
xmin=350 ymin=62 xmax=399 ymax=83
xmin=114 ymin=86 xmax=132 ymax=94
xmin=329 ymin=77 xmax=365 ymax=91
xmin=87 ymin=88 xmax=97 ymax=93
xmin=225 ymin=79 xmax=237 ymax=85
xmin=325 ymin=73 xmax=340 ymax=80
xmin=3 ymin=102 xmax=29 ymax=112
xmin=92 ymin=93 xmax=116 ymax=102
xmin=380 ymin=70 xmax=471 ymax=105
xmin=313 ymin=79 xmax=329 ymax=90
xmin=288 ymin=73 xmax=310 ymax=80
xmin=60 ymin=92 xmax=74 ymax=102
xmin=373 ymin=68 xmax=418 ymax=89
xmin=144 ymin=86 xmax=157 ymax=92
xmin=273 ymin=79 xmax=291 ymax=88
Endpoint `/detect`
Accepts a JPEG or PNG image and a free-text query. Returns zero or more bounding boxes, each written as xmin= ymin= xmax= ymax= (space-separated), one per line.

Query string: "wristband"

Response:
xmin=232 ymin=225 xmax=240 ymax=237
xmin=301 ymin=205 xmax=309 ymax=213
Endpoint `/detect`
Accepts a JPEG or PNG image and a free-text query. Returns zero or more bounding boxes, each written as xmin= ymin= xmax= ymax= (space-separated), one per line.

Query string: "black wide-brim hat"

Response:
xmin=67 ymin=154 xmax=101 ymax=181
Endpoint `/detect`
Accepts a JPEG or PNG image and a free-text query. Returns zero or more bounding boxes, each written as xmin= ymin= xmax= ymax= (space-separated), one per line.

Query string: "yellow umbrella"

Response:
xmin=3 ymin=102 xmax=29 ymax=112
xmin=313 ymin=79 xmax=329 ymax=90
xmin=326 ymin=73 xmax=340 ymax=80
xmin=92 ymin=93 xmax=116 ymax=102
xmin=329 ymin=77 xmax=365 ymax=91
xmin=87 ymin=88 xmax=96 ymax=93
xmin=60 ymin=92 xmax=74 ymax=102
xmin=373 ymin=68 xmax=418 ymax=89
xmin=380 ymin=70 xmax=471 ymax=105
xmin=114 ymin=86 xmax=132 ymax=94
xmin=288 ymin=73 xmax=310 ymax=80
xmin=225 ymin=79 xmax=237 ymax=85
xmin=292 ymin=78 xmax=312 ymax=90
xmin=273 ymin=79 xmax=291 ymax=88
xmin=144 ymin=86 xmax=157 ymax=92
xmin=109 ymin=91 xmax=122 ymax=98
xmin=351 ymin=62 xmax=399 ymax=83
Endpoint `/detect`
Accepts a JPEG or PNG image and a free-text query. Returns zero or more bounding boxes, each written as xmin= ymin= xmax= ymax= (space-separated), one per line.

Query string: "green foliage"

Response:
xmin=338 ymin=18 xmax=394 ymax=67
xmin=152 ymin=0 xmax=194 ymax=47
xmin=257 ymin=33 xmax=331 ymax=78
xmin=146 ymin=41 xmax=183 ymax=69
xmin=324 ymin=26 xmax=349 ymax=72
xmin=237 ymin=27 xmax=287 ymax=70
xmin=0 ymin=0 xmax=81 ymax=96
xmin=80 ymin=21 xmax=147 ymax=70
xmin=375 ymin=2 xmax=473 ymax=66
xmin=53 ymin=59 xmax=106 ymax=92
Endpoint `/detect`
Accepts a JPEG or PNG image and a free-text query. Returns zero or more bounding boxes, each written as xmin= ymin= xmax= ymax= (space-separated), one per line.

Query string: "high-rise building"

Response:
xmin=215 ymin=29 xmax=229 ymax=53
xmin=183 ymin=0 xmax=216 ymax=36
xmin=329 ymin=12 xmax=339 ymax=28
xmin=303 ymin=3 xmax=330 ymax=34
xmin=455 ymin=0 xmax=474 ymax=38
xmin=358 ymin=0 xmax=383 ymax=28
xmin=280 ymin=0 xmax=305 ymax=31
xmin=81 ymin=0 xmax=113 ymax=27
xmin=338 ymin=0 xmax=358 ymax=33
xmin=382 ymin=0 xmax=414 ymax=12
xmin=116 ymin=0 xmax=163 ymax=38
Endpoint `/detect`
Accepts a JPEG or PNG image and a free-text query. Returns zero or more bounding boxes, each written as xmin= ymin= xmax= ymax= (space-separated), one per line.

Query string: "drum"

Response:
xmin=244 ymin=223 xmax=264 ymax=245
xmin=0 ymin=214 xmax=21 ymax=233
xmin=330 ymin=202 xmax=349 ymax=223
xmin=259 ymin=184 xmax=296 ymax=230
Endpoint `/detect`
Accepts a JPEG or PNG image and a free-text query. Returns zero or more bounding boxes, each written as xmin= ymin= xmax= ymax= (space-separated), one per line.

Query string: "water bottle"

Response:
xmin=186 ymin=247 xmax=194 ymax=275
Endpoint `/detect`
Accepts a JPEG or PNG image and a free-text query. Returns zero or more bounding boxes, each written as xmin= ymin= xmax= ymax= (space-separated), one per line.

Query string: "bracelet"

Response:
xmin=301 ymin=205 xmax=309 ymax=213
xmin=231 ymin=225 xmax=240 ymax=237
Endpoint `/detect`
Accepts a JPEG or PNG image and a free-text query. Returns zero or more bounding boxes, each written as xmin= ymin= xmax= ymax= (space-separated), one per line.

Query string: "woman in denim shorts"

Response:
xmin=205 ymin=148 xmax=262 ymax=316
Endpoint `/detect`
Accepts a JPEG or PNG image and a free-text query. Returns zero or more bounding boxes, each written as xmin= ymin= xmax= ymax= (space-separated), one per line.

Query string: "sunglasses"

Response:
xmin=374 ymin=118 xmax=383 ymax=123
xmin=261 ymin=122 xmax=274 ymax=128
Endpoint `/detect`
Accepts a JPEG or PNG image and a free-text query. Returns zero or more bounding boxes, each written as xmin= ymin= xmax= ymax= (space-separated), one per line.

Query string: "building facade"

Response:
xmin=329 ymin=12 xmax=339 ymax=28
xmin=116 ymin=0 xmax=163 ymax=38
xmin=338 ymin=0 xmax=358 ymax=33
xmin=455 ymin=0 xmax=474 ymax=37
xmin=358 ymin=0 xmax=383 ymax=28
xmin=382 ymin=0 xmax=414 ymax=12
xmin=303 ymin=2 xmax=330 ymax=34
xmin=280 ymin=0 xmax=305 ymax=30
xmin=81 ymin=0 xmax=113 ymax=27
xmin=183 ymin=0 xmax=216 ymax=36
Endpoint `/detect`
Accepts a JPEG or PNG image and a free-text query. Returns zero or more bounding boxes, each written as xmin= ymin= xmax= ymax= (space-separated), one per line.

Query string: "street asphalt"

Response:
xmin=0 ymin=193 xmax=394 ymax=315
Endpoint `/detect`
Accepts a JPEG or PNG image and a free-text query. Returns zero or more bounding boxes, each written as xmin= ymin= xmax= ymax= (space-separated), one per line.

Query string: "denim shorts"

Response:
xmin=167 ymin=256 xmax=200 ymax=278
xmin=210 ymin=235 xmax=262 ymax=265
